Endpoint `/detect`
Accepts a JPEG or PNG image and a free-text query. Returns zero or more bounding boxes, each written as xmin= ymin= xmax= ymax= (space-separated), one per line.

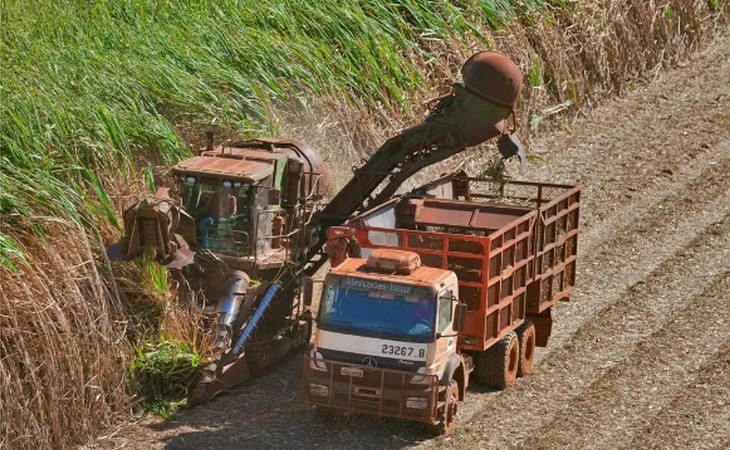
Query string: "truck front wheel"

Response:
xmin=430 ymin=379 xmax=459 ymax=435
xmin=475 ymin=331 xmax=519 ymax=389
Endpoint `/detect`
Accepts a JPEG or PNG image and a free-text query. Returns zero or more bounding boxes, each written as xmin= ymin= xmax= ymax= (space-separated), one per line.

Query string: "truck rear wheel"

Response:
xmin=516 ymin=320 xmax=536 ymax=377
xmin=430 ymin=379 xmax=459 ymax=435
xmin=476 ymin=331 xmax=519 ymax=389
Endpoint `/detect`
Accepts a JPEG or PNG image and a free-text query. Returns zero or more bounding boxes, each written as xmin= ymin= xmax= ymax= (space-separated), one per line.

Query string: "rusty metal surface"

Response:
xmin=173 ymin=154 xmax=274 ymax=181
xmin=461 ymin=51 xmax=522 ymax=108
xmin=208 ymin=138 xmax=330 ymax=199
xmin=114 ymin=188 xmax=195 ymax=264
xmin=421 ymin=172 xmax=581 ymax=316
xmin=527 ymin=186 xmax=581 ymax=314
xmin=364 ymin=248 xmax=421 ymax=274
xmin=416 ymin=172 xmax=581 ymax=346
xmin=329 ymin=257 xmax=450 ymax=289
xmin=254 ymin=137 xmax=330 ymax=199
xmin=190 ymin=355 xmax=252 ymax=404
xmin=400 ymin=197 xmax=533 ymax=231
xmin=174 ymin=138 xmax=330 ymax=201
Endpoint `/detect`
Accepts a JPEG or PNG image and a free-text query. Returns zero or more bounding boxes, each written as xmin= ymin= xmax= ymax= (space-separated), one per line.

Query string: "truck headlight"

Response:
xmin=309 ymin=383 xmax=329 ymax=397
xmin=410 ymin=367 xmax=428 ymax=383
xmin=406 ymin=397 xmax=429 ymax=409
xmin=309 ymin=351 xmax=328 ymax=372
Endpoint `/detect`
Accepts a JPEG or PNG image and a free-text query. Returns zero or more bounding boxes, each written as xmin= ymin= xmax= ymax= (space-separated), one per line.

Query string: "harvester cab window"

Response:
xmin=231 ymin=182 xmax=253 ymax=229
xmin=437 ymin=290 xmax=453 ymax=334
xmin=253 ymin=179 xmax=277 ymax=254
xmin=178 ymin=176 xmax=255 ymax=253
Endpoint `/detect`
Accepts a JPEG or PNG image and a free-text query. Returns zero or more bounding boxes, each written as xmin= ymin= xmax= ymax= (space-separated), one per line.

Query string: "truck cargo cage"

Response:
xmin=330 ymin=171 xmax=580 ymax=351
xmin=416 ymin=172 xmax=580 ymax=313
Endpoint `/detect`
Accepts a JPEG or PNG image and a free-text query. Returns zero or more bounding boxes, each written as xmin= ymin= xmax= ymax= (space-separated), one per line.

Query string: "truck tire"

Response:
xmin=430 ymin=379 xmax=459 ymax=435
xmin=475 ymin=331 xmax=519 ymax=389
xmin=292 ymin=319 xmax=312 ymax=349
xmin=516 ymin=320 xmax=536 ymax=377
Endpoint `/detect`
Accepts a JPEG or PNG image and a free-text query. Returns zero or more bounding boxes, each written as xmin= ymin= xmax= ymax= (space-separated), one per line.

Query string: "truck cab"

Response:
xmin=304 ymin=248 xmax=468 ymax=433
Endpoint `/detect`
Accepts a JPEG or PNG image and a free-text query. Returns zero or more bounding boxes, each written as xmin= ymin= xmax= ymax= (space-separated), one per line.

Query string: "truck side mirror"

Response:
xmin=268 ymin=189 xmax=281 ymax=205
xmin=454 ymin=303 xmax=468 ymax=332
xmin=303 ymin=276 xmax=314 ymax=307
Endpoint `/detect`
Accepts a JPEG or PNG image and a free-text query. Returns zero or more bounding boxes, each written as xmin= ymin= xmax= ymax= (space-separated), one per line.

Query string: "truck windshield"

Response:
xmin=318 ymin=279 xmax=436 ymax=342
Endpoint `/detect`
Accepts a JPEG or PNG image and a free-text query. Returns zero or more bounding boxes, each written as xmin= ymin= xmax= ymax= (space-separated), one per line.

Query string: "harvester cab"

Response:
xmin=111 ymin=137 xmax=329 ymax=272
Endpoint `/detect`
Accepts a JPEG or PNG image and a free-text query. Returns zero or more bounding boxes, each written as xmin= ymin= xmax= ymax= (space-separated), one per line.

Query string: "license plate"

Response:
xmin=340 ymin=366 xmax=364 ymax=377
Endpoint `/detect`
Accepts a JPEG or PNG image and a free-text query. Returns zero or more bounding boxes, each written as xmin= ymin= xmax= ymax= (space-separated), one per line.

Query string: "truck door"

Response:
xmin=435 ymin=288 xmax=457 ymax=367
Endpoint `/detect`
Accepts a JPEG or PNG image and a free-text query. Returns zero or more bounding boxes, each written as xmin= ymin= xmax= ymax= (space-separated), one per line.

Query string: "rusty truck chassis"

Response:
xmin=303 ymin=356 xmax=445 ymax=424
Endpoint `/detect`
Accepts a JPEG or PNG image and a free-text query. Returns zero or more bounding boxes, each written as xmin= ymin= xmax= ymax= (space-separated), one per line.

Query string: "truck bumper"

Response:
xmin=303 ymin=357 xmax=441 ymax=424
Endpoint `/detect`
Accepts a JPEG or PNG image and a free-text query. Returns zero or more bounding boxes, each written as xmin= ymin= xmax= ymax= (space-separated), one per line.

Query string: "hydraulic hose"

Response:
xmin=231 ymin=283 xmax=281 ymax=355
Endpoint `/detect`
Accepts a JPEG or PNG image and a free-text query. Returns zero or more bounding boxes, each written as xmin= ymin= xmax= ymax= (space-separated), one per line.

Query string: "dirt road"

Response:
xmin=87 ymin=32 xmax=730 ymax=450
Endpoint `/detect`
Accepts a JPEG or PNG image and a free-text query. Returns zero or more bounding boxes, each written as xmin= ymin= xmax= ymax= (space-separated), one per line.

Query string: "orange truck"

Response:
xmin=303 ymin=171 xmax=581 ymax=433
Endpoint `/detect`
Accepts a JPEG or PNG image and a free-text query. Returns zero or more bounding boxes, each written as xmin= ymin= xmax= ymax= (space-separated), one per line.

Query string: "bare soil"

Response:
xmin=83 ymin=31 xmax=730 ymax=450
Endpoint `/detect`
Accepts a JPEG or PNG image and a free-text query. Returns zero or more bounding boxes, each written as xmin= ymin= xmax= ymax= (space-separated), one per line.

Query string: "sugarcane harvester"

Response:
xmin=108 ymin=52 xmax=525 ymax=403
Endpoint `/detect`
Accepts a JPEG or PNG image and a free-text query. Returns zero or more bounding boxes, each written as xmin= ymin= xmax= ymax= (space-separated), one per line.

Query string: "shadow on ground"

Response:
xmin=146 ymin=353 xmax=486 ymax=450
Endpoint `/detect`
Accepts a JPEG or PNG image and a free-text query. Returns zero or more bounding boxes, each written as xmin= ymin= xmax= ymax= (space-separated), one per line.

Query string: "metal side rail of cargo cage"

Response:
xmin=303 ymin=357 xmax=442 ymax=423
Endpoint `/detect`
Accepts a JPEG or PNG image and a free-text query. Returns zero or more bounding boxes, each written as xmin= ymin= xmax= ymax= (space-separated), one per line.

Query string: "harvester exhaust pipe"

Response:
xmin=215 ymin=271 xmax=250 ymax=330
